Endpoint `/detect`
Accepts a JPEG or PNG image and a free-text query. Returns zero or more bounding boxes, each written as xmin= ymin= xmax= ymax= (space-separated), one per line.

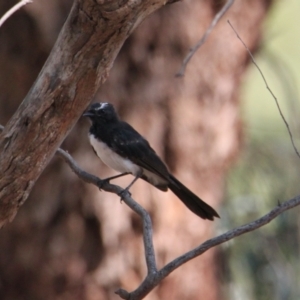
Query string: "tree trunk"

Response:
xmin=0 ymin=0 xmax=272 ymax=299
xmin=0 ymin=0 xmax=172 ymax=227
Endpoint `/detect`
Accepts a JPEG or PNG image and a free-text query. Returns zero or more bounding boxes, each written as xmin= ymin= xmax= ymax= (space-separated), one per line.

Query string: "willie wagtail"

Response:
xmin=83 ymin=102 xmax=219 ymax=220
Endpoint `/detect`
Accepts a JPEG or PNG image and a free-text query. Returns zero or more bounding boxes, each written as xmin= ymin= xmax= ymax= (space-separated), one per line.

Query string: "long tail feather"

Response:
xmin=168 ymin=174 xmax=220 ymax=221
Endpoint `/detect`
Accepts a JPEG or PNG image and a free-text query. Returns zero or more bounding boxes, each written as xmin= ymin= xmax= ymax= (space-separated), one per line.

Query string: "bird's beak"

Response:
xmin=82 ymin=110 xmax=94 ymax=117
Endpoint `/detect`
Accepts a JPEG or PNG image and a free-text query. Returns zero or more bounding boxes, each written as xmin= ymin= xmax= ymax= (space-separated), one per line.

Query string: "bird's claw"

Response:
xmin=118 ymin=189 xmax=131 ymax=202
xmin=97 ymin=178 xmax=110 ymax=190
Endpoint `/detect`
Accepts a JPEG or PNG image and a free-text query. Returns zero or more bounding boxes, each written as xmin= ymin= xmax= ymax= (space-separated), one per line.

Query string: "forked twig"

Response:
xmin=56 ymin=147 xmax=300 ymax=299
xmin=1 ymin=123 xmax=300 ymax=299
xmin=176 ymin=0 xmax=235 ymax=77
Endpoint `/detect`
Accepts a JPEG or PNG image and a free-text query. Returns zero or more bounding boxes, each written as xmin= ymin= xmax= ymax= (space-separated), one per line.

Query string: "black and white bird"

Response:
xmin=83 ymin=102 xmax=219 ymax=221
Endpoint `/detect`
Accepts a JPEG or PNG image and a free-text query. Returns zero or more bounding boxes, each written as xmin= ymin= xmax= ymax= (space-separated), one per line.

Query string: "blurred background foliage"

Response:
xmin=223 ymin=0 xmax=300 ymax=299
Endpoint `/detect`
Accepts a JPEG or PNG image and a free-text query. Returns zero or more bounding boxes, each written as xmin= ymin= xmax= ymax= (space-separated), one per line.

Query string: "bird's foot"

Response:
xmin=97 ymin=173 xmax=130 ymax=190
xmin=118 ymin=188 xmax=131 ymax=202
xmin=97 ymin=178 xmax=110 ymax=190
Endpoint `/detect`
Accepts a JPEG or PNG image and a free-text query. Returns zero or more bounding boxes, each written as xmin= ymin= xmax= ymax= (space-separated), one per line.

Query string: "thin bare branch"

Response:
xmin=56 ymin=148 xmax=157 ymax=276
xmin=228 ymin=20 xmax=300 ymax=159
xmin=158 ymin=194 xmax=300 ymax=278
xmin=0 ymin=123 xmax=157 ymax=274
xmin=176 ymin=0 xmax=234 ymax=77
xmin=120 ymin=195 xmax=300 ymax=299
xmin=2 ymin=121 xmax=298 ymax=299
xmin=0 ymin=0 xmax=32 ymax=28
xmin=57 ymin=146 xmax=300 ymax=299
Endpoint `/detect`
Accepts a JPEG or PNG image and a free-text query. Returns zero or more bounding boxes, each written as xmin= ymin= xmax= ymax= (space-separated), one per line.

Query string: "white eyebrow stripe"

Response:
xmin=94 ymin=102 xmax=108 ymax=110
xmin=99 ymin=102 xmax=108 ymax=110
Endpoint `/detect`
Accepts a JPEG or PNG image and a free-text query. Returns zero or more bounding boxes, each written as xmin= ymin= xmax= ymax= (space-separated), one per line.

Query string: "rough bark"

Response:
xmin=0 ymin=0 xmax=175 ymax=227
xmin=0 ymin=0 xmax=272 ymax=299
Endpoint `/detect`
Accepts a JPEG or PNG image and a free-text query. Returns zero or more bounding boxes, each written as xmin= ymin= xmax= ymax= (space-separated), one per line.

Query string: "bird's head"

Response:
xmin=83 ymin=102 xmax=118 ymax=123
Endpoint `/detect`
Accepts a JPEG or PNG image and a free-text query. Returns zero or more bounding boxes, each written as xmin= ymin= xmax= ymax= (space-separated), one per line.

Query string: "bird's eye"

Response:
xmin=96 ymin=109 xmax=104 ymax=116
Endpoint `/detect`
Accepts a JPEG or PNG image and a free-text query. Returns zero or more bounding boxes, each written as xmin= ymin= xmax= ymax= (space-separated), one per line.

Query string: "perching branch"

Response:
xmin=0 ymin=122 xmax=156 ymax=297
xmin=0 ymin=0 xmax=32 ymax=28
xmin=56 ymin=145 xmax=300 ymax=300
xmin=176 ymin=0 xmax=235 ymax=77
xmin=228 ymin=20 xmax=300 ymax=159
xmin=2 ymin=122 xmax=298 ymax=299
xmin=56 ymin=148 xmax=157 ymax=277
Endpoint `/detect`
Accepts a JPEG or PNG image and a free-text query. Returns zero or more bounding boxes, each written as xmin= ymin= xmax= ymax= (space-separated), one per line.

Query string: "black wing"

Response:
xmin=107 ymin=122 xmax=170 ymax=180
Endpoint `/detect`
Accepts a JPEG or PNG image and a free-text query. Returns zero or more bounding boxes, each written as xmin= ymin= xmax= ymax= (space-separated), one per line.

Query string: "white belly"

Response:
xmin=89 ymin=134 xmax=168 ymax=188
xmin=89 ymin=134 xmax=141 ymax=175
